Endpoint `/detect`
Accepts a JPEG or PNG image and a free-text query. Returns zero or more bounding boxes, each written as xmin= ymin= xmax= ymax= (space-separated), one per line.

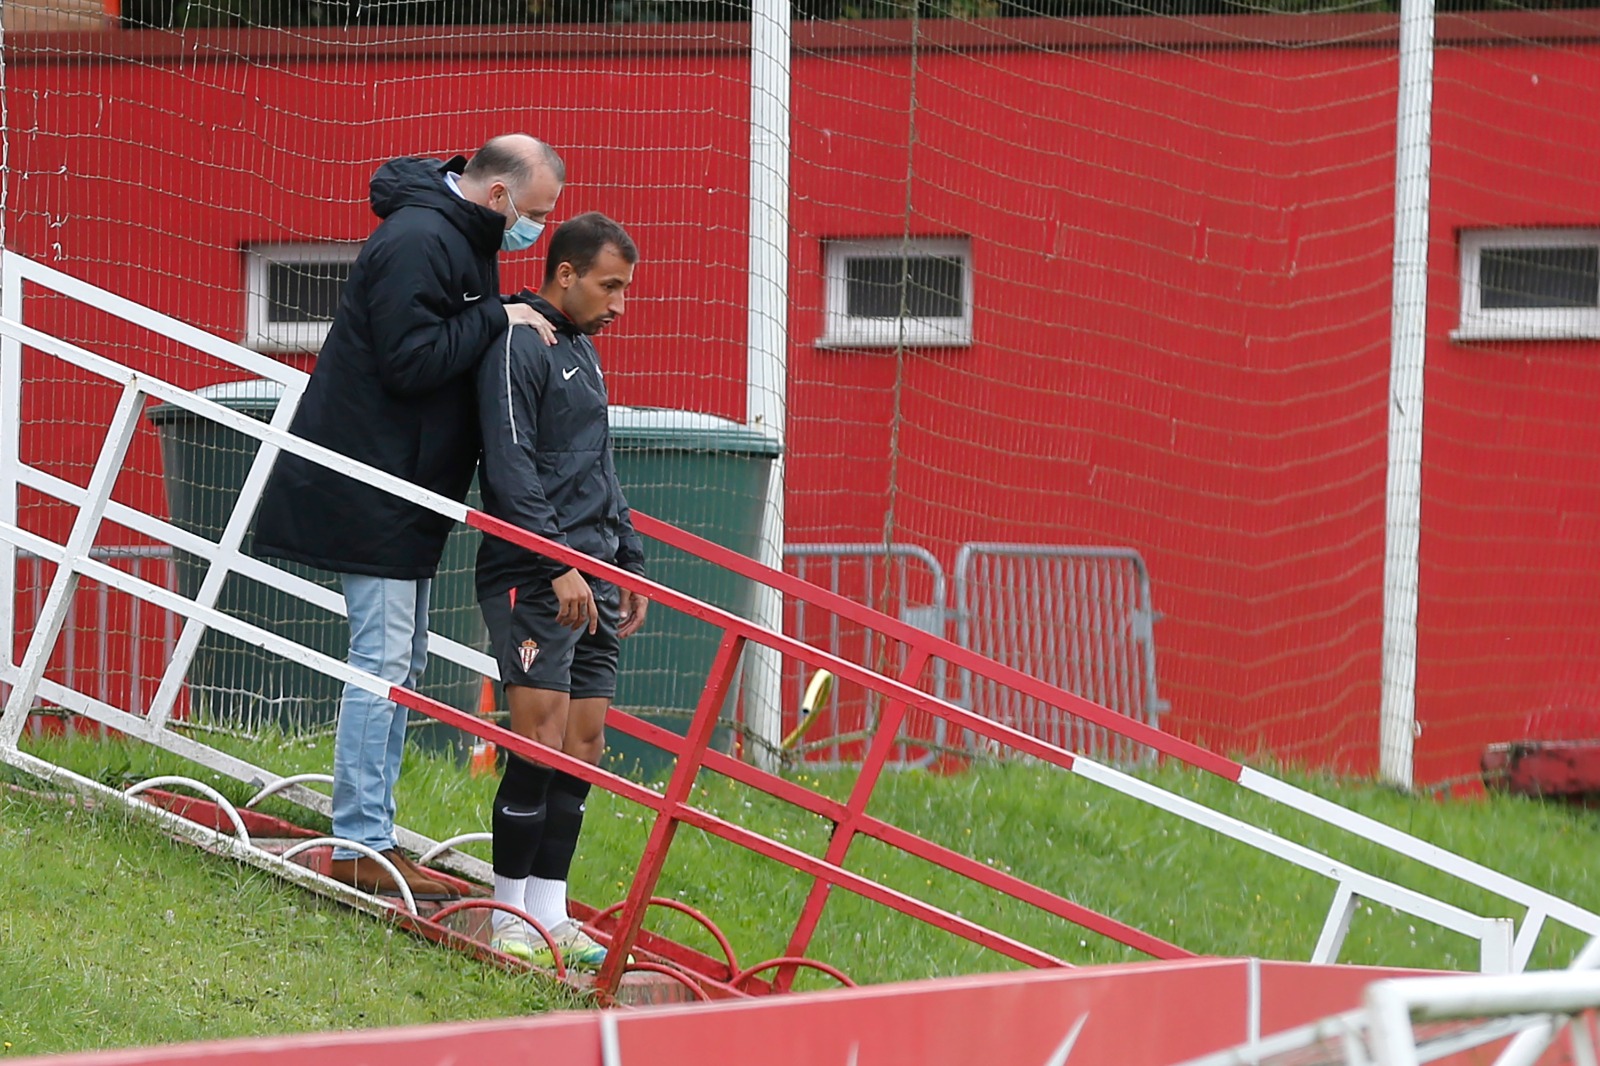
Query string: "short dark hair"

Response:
xmin=543 ymin=212 xmax=639 ymax=282
xmin=463 ymin=135 xmax=566 ymax=188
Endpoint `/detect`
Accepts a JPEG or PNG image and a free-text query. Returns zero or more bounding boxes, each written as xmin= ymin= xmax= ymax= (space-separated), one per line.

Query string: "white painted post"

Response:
xmin=0 ymin=17 xmax=10 ymax=694
xmin=0 ymin=382 xmax=145 ymax=746
xmin=1481 ymin=918 xmax=1515 ymax=975
xmin=1312 ymin=884 xmax=1359 ymax=965
xmin=1367 ymin=979 xmax=1424 ymax=1066
xmin=0 ymin=254 xmax=20 ymax=690
xmin=1512 ymin=908 xmax=1548 ymax=973
xmin=1380 ymin=0 xmax=1436 ymax=792
xmin=744 ymin=0 xmax=792 ymax=771
xmin=0 ymin=37 xmax=18 ymax=700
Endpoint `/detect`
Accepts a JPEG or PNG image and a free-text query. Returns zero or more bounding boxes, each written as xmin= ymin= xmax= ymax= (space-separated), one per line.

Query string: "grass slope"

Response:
xmin=9 ymin=727 xmax=1600 ymax=1053
xmin=0 ymin=783 xmax=582 ymax=1058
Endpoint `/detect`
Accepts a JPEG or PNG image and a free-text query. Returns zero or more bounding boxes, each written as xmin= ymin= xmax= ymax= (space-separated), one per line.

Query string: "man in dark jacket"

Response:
xmin=472 ymin=213 xmax=646 ymax=967
xmin=253 ymin=134 xmax=565 ymax=901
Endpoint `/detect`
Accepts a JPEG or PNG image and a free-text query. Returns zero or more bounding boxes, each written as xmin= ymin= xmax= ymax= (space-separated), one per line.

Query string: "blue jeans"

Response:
xmin=331 ymin=574 xmax=431 ymax=860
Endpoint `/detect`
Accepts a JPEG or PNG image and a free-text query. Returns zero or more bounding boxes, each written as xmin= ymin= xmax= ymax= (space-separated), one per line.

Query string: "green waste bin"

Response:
xmin=607 ymin=406 xmax=782 ymax=782
xmin=146 ymin=379 xmax=486 ymax=748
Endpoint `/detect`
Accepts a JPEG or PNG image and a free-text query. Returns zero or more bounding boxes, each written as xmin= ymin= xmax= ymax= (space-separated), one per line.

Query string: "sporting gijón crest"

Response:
xmin=519 ymin=639 xmax=540 ymax=672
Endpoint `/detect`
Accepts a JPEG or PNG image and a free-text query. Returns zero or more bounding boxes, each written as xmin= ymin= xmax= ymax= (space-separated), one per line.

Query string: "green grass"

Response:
xmin=0 ymin=778 xmax=584 ymax=1058
xmin=12 ymin=725 xmax=1600 ymax=1026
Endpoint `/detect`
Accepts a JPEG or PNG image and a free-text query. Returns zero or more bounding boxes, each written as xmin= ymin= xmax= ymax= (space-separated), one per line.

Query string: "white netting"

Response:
xmin=1 ymin=10 xmax=769 ymax=773
xmin=777 ymin=6 xmax=1600 ymax=782
xmin=3 ymin=0 xmax=1599 ymax=786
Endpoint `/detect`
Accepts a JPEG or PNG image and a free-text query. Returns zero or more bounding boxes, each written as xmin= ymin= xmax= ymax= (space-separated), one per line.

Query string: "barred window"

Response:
xmin=245 ymin=243 xmax=359 ymax=353
xmin=1457 ymin=229 xmax=1600 ymax=342
xmin=821 ymin=238 xmax=973 ymax=349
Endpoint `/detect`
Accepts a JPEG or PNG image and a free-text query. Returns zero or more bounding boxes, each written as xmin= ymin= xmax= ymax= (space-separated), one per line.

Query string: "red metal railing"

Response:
xmin=382 ymin=504 xmax=1213 ymax=996
xmin=626 ymin=515 xmax=1222 ymax=988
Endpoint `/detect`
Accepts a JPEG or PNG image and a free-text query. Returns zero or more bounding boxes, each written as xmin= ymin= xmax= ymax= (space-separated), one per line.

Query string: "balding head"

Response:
xmin=464 ymin=133 xmax=566 ymax=188
xmin=459 ymin=134 xmax=566 ymax=247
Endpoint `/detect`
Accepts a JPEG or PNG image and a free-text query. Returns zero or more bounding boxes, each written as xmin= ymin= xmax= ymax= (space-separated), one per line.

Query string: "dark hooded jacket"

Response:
xmin=253 ymin=155 xmax=509 ymax=578
xmin=474 ymin=292 xmax=645 ymax=599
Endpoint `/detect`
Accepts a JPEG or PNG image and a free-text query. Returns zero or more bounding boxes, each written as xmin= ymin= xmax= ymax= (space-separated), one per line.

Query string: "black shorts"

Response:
xmin=479 ymin=578 xmax=620 ymax=699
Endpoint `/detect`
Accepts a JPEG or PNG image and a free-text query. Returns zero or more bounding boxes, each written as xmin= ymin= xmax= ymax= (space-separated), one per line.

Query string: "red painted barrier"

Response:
xmin=6 ymin=958 xmax=1457 ymax=1066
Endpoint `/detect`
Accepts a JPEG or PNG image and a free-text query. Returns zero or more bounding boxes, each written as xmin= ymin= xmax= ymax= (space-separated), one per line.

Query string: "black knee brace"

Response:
xmin=531 ymin=771 xmax=592 ymax=881
xmin=492 ymin=755 xmax=554 ymax=879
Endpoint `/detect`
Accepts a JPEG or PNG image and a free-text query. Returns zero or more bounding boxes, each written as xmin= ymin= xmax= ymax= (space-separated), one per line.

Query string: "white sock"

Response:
xmin=525 ymin=877 xmax=569 ymax=930
xmin=492 ymin=874 xmax=528 ymax=934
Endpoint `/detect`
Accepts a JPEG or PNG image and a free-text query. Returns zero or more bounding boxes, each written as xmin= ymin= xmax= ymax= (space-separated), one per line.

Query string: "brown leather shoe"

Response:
xmin=390 ymin=851 xmax=462 ymax=901
xmin=327 ymin=849 xmax=458 ymax=902
xmin=392 ymin=850 xmax=488 ymax=897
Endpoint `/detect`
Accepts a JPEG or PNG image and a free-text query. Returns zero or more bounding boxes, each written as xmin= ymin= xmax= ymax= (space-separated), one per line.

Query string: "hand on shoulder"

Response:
xmin=506 ymin=302 xmax=557 ymax=346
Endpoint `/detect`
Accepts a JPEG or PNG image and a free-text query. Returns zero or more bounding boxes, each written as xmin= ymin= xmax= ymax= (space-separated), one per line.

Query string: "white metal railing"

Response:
xmin=2 ymin=249 xmax=1596 ymax=976
xmin=0 ymin=253 xmax=500 ymax=733
xmin=0 ymin=250 xmax=491 ymax=875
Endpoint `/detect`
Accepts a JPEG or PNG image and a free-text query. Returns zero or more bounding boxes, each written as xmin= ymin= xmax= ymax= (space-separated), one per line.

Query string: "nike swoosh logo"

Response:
xmin=562 ymin=367 xmax=580 ymax=381
xmin=464 ymin=293 xmax=483 ymax=302
xmin=498 ymin=806 xmax=544 ymax=818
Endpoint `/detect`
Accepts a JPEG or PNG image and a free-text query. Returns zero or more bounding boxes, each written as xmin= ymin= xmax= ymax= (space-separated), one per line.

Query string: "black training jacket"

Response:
xmin=474 ymin=292 xmax=646 ymax=599
xmin=253 ymin=155 xmax=510 ymax=578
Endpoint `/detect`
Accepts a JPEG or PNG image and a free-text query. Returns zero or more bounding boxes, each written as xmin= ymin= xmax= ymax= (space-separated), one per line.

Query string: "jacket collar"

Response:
xmin=510 ymin=290 xmax=582 ymax=336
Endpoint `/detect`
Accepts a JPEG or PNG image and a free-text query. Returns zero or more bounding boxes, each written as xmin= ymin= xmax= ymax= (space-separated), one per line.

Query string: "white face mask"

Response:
xmin=500 ymin=191 xmax=545 ymax=252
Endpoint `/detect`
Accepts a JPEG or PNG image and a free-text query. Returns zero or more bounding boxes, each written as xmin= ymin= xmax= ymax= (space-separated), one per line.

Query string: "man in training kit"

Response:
xmin=474 ymin=212 xmax=648 ymax=967
xmin=254 ymin=134 xmax=564 ymax=902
